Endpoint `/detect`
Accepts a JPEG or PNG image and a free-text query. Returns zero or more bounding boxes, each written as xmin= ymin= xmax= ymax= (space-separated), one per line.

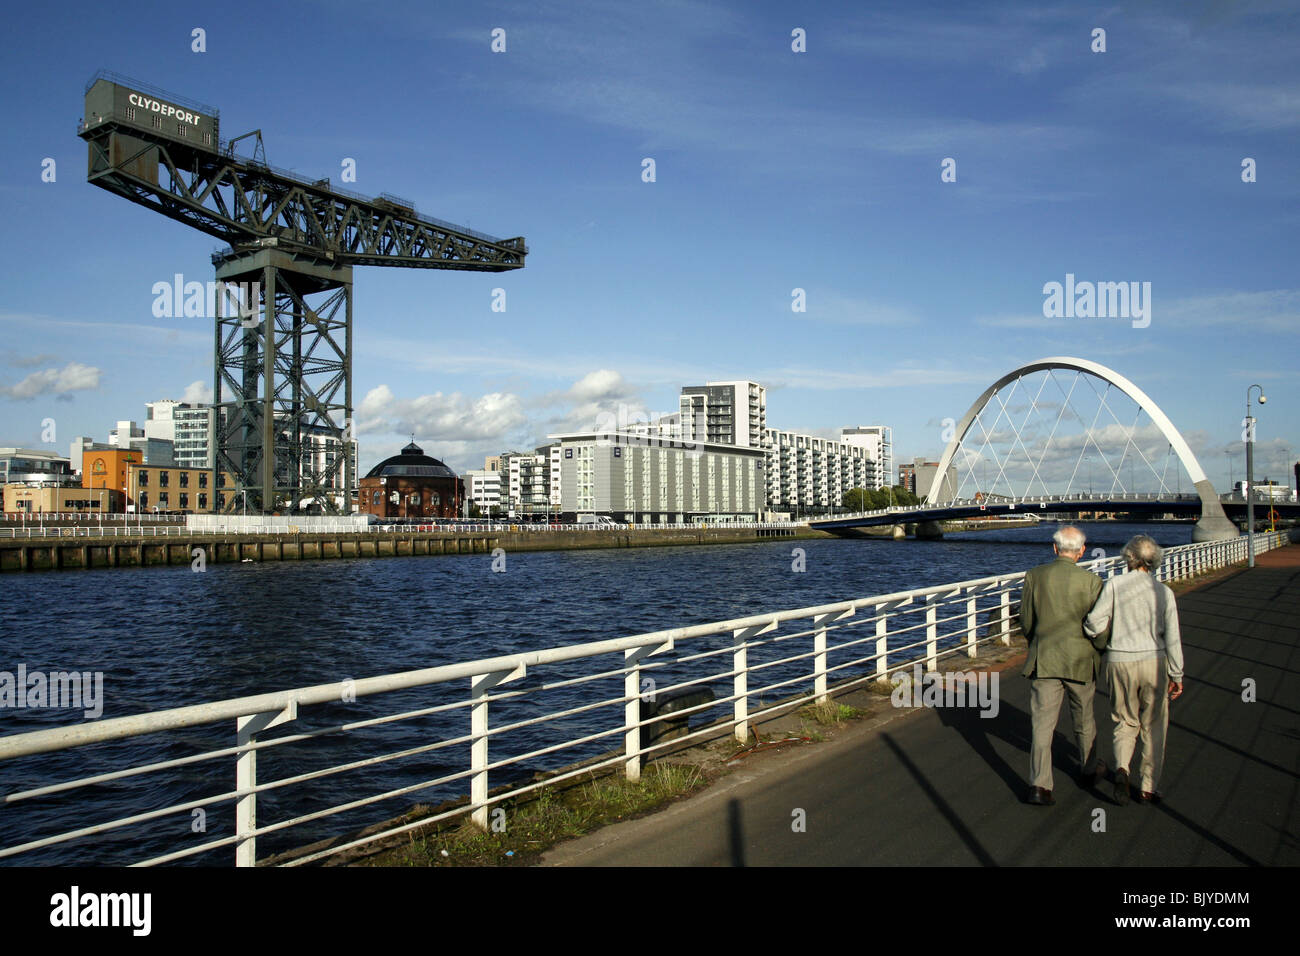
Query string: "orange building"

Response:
xmin=82 ymin=448 xmax=144 ymax=497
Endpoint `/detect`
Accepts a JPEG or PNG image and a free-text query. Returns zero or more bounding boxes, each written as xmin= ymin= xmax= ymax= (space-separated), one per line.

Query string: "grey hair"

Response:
xmin=1122 ymin=535 xmax=1163 ymax=571
xmin=1052 ymin=526 xmax=1086 ymax=555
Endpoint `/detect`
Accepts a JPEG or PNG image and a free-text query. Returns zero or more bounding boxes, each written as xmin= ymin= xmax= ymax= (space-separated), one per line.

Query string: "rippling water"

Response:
xmin=0 ymin=521 xmax=1192 ymax=865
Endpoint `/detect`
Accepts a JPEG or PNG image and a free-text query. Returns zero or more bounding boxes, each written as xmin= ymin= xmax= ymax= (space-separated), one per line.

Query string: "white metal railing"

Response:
xmin=0 ymin=512 xmax=179 ymax=522
xmin=0 ymin=521 xmax=800 ymax=539
xmin=0 ymin=531 xmax=1287 ymax=867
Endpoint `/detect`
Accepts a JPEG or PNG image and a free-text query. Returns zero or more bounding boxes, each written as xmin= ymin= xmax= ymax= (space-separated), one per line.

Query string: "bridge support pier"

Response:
xmin=1191 ymin=479 xmax=1240 ymax=542
xmin=914 ymin=521 xmax=944 ymax=541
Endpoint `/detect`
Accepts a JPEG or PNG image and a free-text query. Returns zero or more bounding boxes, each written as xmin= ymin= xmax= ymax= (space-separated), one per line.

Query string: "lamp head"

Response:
xmin=1259 ymin=395 xmax=1267 ymax=404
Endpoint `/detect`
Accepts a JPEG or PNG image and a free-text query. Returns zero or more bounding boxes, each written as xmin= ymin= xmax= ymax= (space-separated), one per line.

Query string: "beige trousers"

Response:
xmin=1107 ymin=657 xmax=1169 ymax=793
xmin=1029 ymin=678 xmax=1100 ymax=790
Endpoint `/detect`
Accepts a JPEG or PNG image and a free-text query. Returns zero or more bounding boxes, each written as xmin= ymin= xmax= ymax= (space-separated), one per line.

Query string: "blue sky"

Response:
xmin=1 ymin=0 xmax=1296 ymax=491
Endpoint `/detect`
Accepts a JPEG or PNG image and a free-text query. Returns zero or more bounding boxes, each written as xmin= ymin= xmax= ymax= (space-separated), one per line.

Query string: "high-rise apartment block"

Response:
xmin=678 ymin=381 xmax=768 ymax=449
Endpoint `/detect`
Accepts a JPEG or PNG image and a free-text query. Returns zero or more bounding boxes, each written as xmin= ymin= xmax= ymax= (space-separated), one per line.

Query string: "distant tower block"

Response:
xmin=79 ymin=71 xmax=526 ymax=512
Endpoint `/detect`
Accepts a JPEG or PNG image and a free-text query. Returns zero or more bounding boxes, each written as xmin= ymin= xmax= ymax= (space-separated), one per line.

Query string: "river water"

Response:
xmin=0 ymin=521 xmax=1193 ymax=865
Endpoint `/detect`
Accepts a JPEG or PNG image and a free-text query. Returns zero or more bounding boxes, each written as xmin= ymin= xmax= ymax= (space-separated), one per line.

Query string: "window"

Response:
xmin=159 ymin=471 xmax=169 ymax=487
xmin=159 ymin=493 xmax=168 ymax=507
xmin=179 ymin=494 xmax=189 ymax=509
xmin=151 ymin=115 xmax=161 ymax=129
xmin=140 ymin=493 xmax=148 ymax=509
xmin=179 ymin=473 xmax=189 ymax=488
xmin=199 ymin=473 xmax=208 ymax=489
xmin=139 ymin=470 xmax=148 ymax=486
xmin=125 ymin=106 xmax=136 ymax=121
xmin=198 ymin=494 xmax=208 ymax=510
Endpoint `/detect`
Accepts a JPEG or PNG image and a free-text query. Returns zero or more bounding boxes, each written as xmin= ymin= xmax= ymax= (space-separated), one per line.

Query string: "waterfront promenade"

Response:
xmin=543 ymin=546 xmax=1300 ymax=866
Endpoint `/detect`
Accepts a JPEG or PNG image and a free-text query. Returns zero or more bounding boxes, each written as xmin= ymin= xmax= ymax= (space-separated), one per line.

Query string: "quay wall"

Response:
xmin=0 ymin=526 xmax=811 ymax=572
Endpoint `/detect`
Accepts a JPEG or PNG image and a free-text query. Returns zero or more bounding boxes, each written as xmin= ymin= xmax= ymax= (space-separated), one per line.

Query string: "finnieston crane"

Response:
xmin=78 ymin=71 xmax=527 ymax=513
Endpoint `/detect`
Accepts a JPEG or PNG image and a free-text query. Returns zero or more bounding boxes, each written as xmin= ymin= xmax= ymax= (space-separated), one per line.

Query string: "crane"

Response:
xmin=79 ymin=71 xmax=527 ymax=513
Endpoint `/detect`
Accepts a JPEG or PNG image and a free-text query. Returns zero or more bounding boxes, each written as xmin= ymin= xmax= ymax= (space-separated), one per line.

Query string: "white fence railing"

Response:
xmin=0 ymin=521 xmax=800 ymax=540
xmin=0 ymin=531 xmax=1287 ymax=867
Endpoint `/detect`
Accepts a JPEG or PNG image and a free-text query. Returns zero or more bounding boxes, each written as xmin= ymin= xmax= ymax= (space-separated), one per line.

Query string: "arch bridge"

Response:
xmin=812 ymin=356 xmax=1248 ymax=542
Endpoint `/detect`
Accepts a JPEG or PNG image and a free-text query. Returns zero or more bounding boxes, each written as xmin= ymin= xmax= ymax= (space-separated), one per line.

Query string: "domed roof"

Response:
xmin=364 ymin=441 xmax=457 ymax=480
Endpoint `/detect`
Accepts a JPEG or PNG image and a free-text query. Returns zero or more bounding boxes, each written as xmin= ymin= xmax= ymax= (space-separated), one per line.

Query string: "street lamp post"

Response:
xmin=1246 ymin=384 xmax=1266 ymax=568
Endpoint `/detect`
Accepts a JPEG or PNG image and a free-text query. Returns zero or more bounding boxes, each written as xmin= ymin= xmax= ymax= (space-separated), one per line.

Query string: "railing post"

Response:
xmin=235 ymin=700 xmax=297 ymax=867
xmin=1000 ymin=586 xmax=1012 ymax=645
xmin=624 ymin=640 xmax=671 ymax=782
xmin=925 ymin=593 xmax=938 ymax=671
xmin=813 ymin=613 xmax=828 ymax=703
xmin=874 ymin=602 xmax=890 ymax=680
xmin=813 ymin=607 xmax=854 ymax=703
xmin=732 ymin=628 xmax=749 ymax=743
xmin=469 ymin=664 xmax=526 ymax=829
xmin=966 ymin=589 xmax=978 ymax=658
xmin=732 ymin=622 xmax=775 ymax=742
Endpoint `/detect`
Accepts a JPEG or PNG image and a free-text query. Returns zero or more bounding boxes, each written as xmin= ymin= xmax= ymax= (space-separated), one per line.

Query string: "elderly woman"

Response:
xmin=1084 ymin=535 xmax=1184 ymax=806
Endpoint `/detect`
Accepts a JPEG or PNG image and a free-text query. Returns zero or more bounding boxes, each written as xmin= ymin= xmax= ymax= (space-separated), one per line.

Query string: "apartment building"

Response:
xmin=679 ymin=381 xmax=768 ymax=449
xmin=554 ymin=430 xmax=764 ymax=522
xmin=765 ymin=429 xmax=880 ymax=512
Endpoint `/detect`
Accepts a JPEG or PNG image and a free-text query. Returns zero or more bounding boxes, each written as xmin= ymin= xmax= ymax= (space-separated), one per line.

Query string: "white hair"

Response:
xmin=1053 ymin=526 xmax=1086 ymax=555
xmin=1122 ymin=535 xmax=1163 ymax=571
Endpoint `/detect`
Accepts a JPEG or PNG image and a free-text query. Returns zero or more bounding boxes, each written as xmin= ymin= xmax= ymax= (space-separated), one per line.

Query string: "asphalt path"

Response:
xmin=543 ymin=549 xmax=1300 ymax=866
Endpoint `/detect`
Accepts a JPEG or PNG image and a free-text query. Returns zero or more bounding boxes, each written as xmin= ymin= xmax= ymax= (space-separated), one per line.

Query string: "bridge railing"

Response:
xmin=818 ymin=492 xmax=1208 ymax=523
xmin=0 ymin=531 xmax=1288 ymax=867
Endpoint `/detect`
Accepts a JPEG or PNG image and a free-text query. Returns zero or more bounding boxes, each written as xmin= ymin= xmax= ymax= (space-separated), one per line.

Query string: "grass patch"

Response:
xmin=800 ymin=700 xmax=862 ymax=726
xmin=363 ymin=762 xmax=706 ymax=867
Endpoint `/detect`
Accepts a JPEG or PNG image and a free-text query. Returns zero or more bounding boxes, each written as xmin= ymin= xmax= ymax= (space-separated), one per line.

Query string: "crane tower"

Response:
xmin=78 ymin=71 xmax=527 ymax=513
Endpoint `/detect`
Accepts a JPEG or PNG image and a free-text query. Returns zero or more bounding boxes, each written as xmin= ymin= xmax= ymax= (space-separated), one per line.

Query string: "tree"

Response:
xmin=890 ymin=485 xmax=920 ymax=506
xmin=842 ymin=487 xmax=871 ymax=511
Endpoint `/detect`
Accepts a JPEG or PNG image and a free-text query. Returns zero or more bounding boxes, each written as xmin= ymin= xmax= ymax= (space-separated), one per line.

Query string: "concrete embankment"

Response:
xmin=0 ymin=526 xmax=817 ymax=572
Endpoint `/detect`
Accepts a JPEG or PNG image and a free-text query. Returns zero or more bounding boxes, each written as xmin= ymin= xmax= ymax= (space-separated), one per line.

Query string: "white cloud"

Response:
xmin=540 ymin=369 xmax=658 ymax=437
xmin=357 ymin=385 xmax=528 ymax=442
xmin=564 ymin=369 xmax=630 ymax=403
xmin=182 ymin=379 xmax=213 ymax=404
xmin=0 ymin=362 xmax=101 ymax=399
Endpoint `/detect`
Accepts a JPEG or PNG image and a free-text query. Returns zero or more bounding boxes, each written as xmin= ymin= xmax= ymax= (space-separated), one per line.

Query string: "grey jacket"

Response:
xmin=1084 ymin=571 xmax=1184 ymax=681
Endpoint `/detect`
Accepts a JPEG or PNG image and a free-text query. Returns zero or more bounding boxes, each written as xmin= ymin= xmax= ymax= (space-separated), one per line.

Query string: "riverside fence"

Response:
xmin=0 ymin=531 xmax=1288 ymax=866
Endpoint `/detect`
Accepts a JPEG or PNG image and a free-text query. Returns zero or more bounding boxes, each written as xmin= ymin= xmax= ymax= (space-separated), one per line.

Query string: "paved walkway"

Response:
xmin=543 ymin=546 xmax=1300 ymax=866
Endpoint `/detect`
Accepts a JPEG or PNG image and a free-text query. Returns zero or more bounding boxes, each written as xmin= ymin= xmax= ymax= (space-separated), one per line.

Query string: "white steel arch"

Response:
xmin=923 ymin=356 xmax=1237 ymax=541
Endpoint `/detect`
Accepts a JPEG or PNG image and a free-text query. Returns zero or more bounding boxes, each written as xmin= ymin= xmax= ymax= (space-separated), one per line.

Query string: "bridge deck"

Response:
xmin=543 ymin=547 xmax=1299 ymax=866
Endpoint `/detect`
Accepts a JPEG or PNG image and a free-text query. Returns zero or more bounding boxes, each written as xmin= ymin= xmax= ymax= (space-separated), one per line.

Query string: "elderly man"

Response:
xmin=1084 ymin=535 xmax=1183 ymax=806
xmin=1019 ymin=525 xmax=1107 ymax=805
